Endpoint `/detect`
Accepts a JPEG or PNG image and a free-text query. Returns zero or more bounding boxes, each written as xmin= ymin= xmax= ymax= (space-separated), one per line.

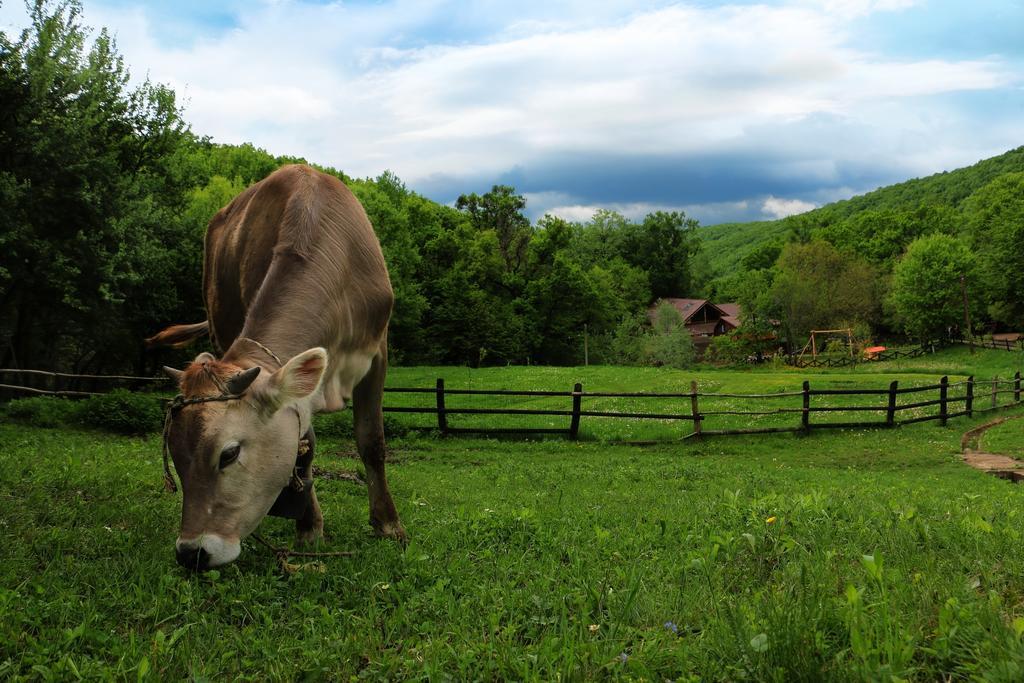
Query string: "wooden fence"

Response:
xmin=0 ymin=368 xmax=165 ymax=398
xmin=786 ymin=345 xmax=929 ymax=369
xmin=785 ymin=336 xmax=1024 ymax=369
xmin=383 ymin=373 xmax=1024 ymax=439
xmin=951 ymin=337 xmax=1024 ymax=352
xmin=3 ymin=368 xmax=1023 ymax=441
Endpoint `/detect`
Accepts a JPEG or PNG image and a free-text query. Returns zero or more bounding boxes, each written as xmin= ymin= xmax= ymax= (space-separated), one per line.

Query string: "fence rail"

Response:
xmin=379 ymin=372 xmax=1024 ymax=439
xmin=950 ymin=337 xmax=1024 ymax=352
xmin=3 ymin=367 xmax=1024 ymax=441
xmin=0 ymin=367 xmax=166 ymax=398
xmin=786 ymin=344 xmax=930 ymax=368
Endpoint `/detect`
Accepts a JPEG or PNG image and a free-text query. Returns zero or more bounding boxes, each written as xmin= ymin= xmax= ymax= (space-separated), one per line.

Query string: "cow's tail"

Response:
xmin=145 ymin=321 xmax=210 ymax=349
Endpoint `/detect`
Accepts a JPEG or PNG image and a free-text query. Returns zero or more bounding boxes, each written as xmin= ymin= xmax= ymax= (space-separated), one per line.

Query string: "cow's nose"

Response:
xmin=175 ymin=545 xmax=212 ymax=572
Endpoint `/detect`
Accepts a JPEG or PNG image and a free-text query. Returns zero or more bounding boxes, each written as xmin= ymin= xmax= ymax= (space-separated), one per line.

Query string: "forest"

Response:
xmin=2 ymin=1 xmax=1023 ymax=376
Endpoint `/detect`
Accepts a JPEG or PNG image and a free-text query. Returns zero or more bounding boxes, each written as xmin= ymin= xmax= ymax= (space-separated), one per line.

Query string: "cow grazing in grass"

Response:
xmin=148 ymin=164 xmax=405 ymax=570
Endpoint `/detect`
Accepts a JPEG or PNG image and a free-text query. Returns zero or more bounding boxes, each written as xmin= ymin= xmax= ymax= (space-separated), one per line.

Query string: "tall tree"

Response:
xmin=889 ymin=234 xmax=978 ymax=341
xmin=771 ymin=240 xmax=878 ymax=346
xmin=0 ymin=0 xmax=190 ymax=372
xmin=456 ymin=185 xmax=532 ymax=276
xmin=962 ymin=172 xmax=1024 ymax=326
xmin=620 ymin=211 xmax=700 ymax=300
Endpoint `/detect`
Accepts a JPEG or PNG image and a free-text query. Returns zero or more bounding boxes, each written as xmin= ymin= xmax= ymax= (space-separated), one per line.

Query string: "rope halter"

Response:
xmin=160 ymin=338 xmax=303 ymax=495
xmin=161 ymin=363 xmax=257 ymax=493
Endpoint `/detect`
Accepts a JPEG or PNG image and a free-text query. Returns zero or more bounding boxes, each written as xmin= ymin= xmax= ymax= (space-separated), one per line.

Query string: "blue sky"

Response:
xmin=2 ymin=0 xmax=1022 ymax=224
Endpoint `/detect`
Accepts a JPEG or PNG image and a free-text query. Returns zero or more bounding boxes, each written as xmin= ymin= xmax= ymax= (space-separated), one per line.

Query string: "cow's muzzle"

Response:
xmin=175 ymin=535 xmax=241 ymax=571
xmin=176 ymin=545 xmax=212 ymax=571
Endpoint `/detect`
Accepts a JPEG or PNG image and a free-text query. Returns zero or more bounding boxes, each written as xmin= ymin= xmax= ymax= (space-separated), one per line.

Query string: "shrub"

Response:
xmin=609 ymin=313 xmax=647 ymax=365
xmin=314 ymin=411 xmax=354 ymax=439
xmin=2 ymin=396 xmax=83 ymax=428
xmin=707 ymin=333 xmax=748 ymax=366
xmin=642 ymin=301 xmax=695 ymax=369
xmin=823 ymin=338 xmax=851 ymax=355
xmin=77 ymin=390 xmax=165 ymax=435
xmin=314 ymin=410 xmax=410 ymax=440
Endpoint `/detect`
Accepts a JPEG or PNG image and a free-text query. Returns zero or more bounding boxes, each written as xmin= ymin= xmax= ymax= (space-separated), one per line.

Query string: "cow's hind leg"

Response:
xmin=296 ymin=426 xmax=324 ymax=545
xmin=353 ymin=345 xmax=406 ymax=542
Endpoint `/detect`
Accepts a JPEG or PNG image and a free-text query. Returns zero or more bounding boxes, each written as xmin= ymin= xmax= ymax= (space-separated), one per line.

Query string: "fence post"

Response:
xmin=992 ymin=376 xmax=998 ymax=410
xmin=569 ymin=382 xmax=583 ymax=440
xmin=1015 ymin=371 xmax=1021 ymax=403
xmin=939 ymin=376 xmax=948 ymax=426
xmin=801 ymin=380 xmax=810 ymax=433
xmin=435 ymin=378 xmax=448 ymax=436
xmin=966 ymin=375 xmax=974 ymax=418
xmin=886 ymin=380 xmax=898 ymax=427
xmin=690 ymin=380 xmax=702 ymax=438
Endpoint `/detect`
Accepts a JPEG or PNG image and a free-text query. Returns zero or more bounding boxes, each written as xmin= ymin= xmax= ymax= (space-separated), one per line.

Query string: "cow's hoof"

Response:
xmin=296 ymin=527 xmax=323 ymax=546
xmin=373 ymin=521 xmax=407 ymax=545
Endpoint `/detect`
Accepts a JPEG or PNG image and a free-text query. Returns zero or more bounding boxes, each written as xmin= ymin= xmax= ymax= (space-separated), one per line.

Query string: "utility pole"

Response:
xmin=961 ymin=274 xmax=974 ymax=355
xmin=583 ymin=324 xmax=589 ymax=366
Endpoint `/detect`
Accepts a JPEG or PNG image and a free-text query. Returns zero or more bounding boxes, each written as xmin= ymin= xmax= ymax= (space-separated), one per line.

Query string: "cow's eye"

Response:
xmin=219 ymin=443 xmax=241 ymax=469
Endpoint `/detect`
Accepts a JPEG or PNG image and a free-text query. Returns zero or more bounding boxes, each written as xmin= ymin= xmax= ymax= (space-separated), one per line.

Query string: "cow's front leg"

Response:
xmin=353 ymin=348 xmax=406 ymax=542
xmin=295 ymin=426 xmax=324 ymax=545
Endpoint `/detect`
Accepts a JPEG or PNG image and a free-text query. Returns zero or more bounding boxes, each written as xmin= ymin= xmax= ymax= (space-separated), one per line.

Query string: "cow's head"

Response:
xmin=162 ymin=348 xmax=327 ymax=570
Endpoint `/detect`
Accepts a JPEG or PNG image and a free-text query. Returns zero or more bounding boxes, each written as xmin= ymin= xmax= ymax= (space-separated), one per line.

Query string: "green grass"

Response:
xmin=5 ymin=364 xmax=1024 ymax=679
xmin=6 ymin=352 xmax=1024 ymax=679
xmin=980 ymin=416 xmax=1024 ymax=460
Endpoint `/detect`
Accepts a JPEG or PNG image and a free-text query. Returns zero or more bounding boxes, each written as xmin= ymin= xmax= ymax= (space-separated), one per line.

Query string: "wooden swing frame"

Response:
xmin=798 ymin=328 xmax=854 ymax=360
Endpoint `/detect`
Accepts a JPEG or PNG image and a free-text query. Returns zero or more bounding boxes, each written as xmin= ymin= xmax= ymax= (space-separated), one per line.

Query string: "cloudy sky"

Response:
xmin=3 ymin=0 xmax=1022 ymax=224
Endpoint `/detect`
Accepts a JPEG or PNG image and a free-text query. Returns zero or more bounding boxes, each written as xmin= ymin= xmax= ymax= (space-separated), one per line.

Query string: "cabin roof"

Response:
xmin=657 ymin=298 xmax=730 ymax=323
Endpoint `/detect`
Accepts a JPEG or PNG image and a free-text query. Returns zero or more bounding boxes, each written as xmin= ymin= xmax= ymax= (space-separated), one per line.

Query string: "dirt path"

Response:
xmin=961 ymin=416 xmax=1024 ymax=483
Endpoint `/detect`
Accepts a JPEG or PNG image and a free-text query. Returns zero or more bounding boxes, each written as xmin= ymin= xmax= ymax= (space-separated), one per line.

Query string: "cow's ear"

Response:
xmin=266 ymin=348 xmax=328 ymax=407
xmin=192 ymin=351 xmax=216 ymax=364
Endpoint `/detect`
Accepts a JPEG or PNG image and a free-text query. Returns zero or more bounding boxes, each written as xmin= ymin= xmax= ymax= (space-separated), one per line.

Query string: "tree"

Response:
xmin=456 ymin=185 xmax=532 ymax=276
xmin=962 ymin=172 xmax=1024 ymax=326
xmin=620 ymin=211 xmax=700 ymax=300
xmin=888 ymin=234 xmax=977 ymax=341
xmin=641 ymin=300 xmax=695 ymax=368
xmin=0 ymin=0 xmax=190 ymax=372
xmin=771 ymin=240 xmax=878 ymax=346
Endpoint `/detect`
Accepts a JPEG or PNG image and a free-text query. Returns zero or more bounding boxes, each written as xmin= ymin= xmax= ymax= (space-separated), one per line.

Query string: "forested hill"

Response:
xmin=704 ymin=145 xmax=1024 ymax=349
xmin=701 ymin=146 xmax=1024 ymax=278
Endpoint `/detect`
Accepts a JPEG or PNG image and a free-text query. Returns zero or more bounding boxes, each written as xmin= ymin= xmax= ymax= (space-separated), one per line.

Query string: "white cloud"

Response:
xmin=815 ymin=0 xmax=920 ymax=20
xmin=525 ymin=193 xmax=752 ymax=225
xmin=2 ymin=0 xmax=1019 ymax=219
xmin=762 ymin=196 xmax=817 ymax=219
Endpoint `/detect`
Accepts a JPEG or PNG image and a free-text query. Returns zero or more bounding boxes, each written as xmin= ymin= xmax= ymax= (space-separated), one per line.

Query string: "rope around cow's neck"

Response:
xmin=238 ymin=336 xmax=283 ymax=368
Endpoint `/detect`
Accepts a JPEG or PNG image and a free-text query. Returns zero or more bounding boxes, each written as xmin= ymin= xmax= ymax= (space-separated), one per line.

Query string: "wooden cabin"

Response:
xmin=651 ymin=298 xmax=739 ymax=355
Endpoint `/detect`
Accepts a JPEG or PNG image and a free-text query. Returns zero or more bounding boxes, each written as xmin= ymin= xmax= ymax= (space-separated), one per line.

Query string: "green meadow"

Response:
xmin=3 ymin=348 xmax=1024 ymax=680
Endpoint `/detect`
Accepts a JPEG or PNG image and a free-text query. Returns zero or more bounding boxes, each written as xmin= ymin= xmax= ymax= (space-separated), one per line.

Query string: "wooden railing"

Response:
xmin=382 ymin=373 xmax=1024 ymax=439
xmin=3 ymin=368 xmax=1023 ymax=441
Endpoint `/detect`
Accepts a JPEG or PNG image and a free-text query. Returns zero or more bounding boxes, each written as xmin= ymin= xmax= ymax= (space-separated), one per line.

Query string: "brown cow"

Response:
xmin=149 ymin=164 xmax=405 ymax=570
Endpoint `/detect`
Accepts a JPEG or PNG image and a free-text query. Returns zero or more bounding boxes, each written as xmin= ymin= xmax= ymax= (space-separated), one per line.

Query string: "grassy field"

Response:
xmin=4 ymin=351 xmax=1024 ymax=680
xmin=981 ymin=417 xmax=1024 ymax=461
xmin=381 ymin=347 xmax=1024 ymax=439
